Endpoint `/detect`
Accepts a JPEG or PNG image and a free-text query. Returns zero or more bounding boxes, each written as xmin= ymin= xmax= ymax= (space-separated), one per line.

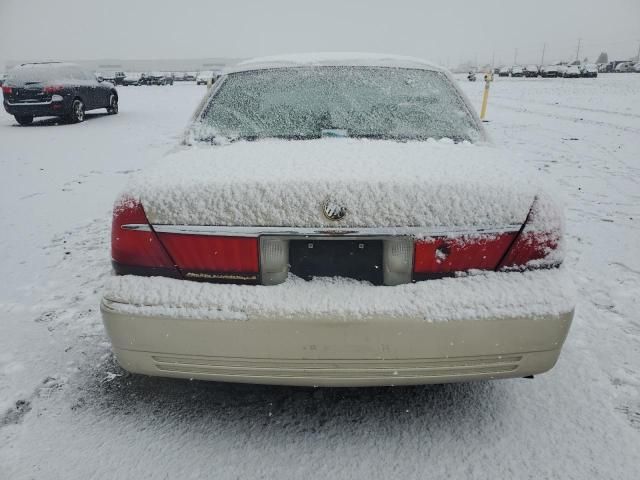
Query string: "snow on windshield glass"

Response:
xmin=193 ymin=67 xmax=481 ymax=143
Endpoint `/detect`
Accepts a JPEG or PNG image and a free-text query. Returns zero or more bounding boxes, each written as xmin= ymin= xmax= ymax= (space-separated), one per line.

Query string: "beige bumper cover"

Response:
xmin=101 ymin=271 xmax=574 ymax=386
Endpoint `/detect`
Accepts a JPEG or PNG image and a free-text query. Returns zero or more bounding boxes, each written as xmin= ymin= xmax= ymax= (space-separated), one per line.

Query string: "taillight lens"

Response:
xmin=156 ymin=233 xmax=259 ymax=283
xmin=414 ymin=233 xmax=516 ymax=275
xmin=2 ymin=85 xmax=12 ymax=94
xmin=414 ymin=196 xmax=563 ymax=277
xmin=43 ymin=85 xmax=64 ymax=94
xmin=499 ymin=195 xmax=563 ymax=270
xmin=498 ymin=231 xmax=560 ymax=269
xmin=111 ymin=198 xmax=179 ymax=276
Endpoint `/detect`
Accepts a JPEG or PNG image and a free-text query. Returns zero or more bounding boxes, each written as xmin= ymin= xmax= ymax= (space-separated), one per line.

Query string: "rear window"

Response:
xmin=194 ymin=66 xmax=481 ymax=143
xmin=6 ymin=64 xmax=87 ymax=85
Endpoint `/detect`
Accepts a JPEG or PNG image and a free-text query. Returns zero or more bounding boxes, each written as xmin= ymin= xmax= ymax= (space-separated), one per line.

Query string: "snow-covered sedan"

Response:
xmin=196 ymin=71 xmax=218 ymax=85
xmin=540 ymin=65 xmax=560 ymax=78
xmin=102 ymin=53 xmax=575 ymax=387
xmin=580 ymin=64 xmax=598 ymax=78
xmin=510 ymin=65 xmax=524 ymax=77
xmin=564 ymin=65 xmax=582 ymax=78
xmin=122 ymin=72 xmax=143 ymax=86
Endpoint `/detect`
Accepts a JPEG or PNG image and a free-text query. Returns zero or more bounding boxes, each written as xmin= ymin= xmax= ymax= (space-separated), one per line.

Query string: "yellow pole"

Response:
xmin=480 ymin=71 xmax=493 ymax=120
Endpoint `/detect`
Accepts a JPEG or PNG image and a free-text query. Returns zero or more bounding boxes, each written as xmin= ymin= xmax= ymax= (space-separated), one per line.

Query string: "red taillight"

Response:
xmin=498 ymin=196 xmax=563 ymax=270
xmin=498 ymin=231 xmax=558 ymax=269
xmin=111 ymin=198 xmax=179 ymax=276
xmin=2 ymin=85 xmax=12 ymax=94
xmin=43 ymin=85 xmax=64 ymax=94
xmin=111 ymin=197 xmax=259 ymax=282
xmin=414 ymin=197 xmax=563 ymax=275
xmin=156 ymin=234 xmax=259 ymax=282
xmin=414 ymin=233 xmax=516 ymax=275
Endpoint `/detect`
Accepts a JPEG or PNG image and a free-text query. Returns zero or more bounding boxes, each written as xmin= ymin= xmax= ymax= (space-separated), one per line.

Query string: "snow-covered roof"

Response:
xmin=224 ymin=52 xmax=445 ymax=75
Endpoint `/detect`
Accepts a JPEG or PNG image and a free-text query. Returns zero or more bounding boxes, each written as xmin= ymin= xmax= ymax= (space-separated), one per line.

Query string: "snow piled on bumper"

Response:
xmin=104 ymin=268 xmax=575 ymax=322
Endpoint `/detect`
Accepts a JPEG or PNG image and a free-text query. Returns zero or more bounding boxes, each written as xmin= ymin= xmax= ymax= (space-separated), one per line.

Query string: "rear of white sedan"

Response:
xmin=101 ymin=53 xmax=575 ymax=387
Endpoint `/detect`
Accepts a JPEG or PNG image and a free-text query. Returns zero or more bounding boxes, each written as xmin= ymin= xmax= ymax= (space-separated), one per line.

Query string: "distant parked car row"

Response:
xmin=99 ymin=70 xmax=220 ymax=86
xmin=106 ymin=72 xmax=174 ymax=86
xmin=497 ymin=63 xmax=601 ymax=78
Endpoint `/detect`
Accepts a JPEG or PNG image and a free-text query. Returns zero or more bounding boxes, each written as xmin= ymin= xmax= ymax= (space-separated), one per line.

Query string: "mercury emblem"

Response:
xmin=322 ymin=198 xmax=347 ymax=221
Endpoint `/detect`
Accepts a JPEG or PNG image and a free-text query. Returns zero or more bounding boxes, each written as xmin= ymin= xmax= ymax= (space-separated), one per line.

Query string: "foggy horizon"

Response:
xmin=1 ymin=0 xmax=639 ymax=70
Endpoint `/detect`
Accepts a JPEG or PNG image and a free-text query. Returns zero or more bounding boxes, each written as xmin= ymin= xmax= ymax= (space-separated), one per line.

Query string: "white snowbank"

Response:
xmin=104 ymin=268 xmax=575 ymax=322
xmin=123 ymin=139 xmax=554 ymax=232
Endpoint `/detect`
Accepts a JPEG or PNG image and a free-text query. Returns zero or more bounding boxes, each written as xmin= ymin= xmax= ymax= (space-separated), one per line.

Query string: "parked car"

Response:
xmin=634 ymin=63 xmax=640 ymax=73
xmin=510 ymin=65 xmax=524 ymax=77
xmin=556 ymin=64 xmax=568 ymax=77
xmin=580 ymin=64 xmax=598 ymax=78
xmin=563 ymin=65 xmax=581 ymax=78
xmin=615 ymin=62 xmax=634 ymax=73
xmin=2 ymin=62 xmax=118 ymax=125
xmin=97 ymin=71 xmax=117 ymax=83
xmin=523 ymin=65 xmax=539 ymax=77
xmin=540 ymin=65 xmax=559 ymax=78
xmin=113 ymin=71 xmax=126 ymax=85
xmin=143 ymin=72 xmax=174 ymax=85
xmin=498 ymin=66 xmax=510 ymax=77
xmin=122 ymin=72 xmax=143 ymax=86
xmin=184 ymin=72 xmax=197 ymax=81
xmin=102 ymin=53 xmax=574 ymax=387
xmin=0 ymin=73 xmax=6 ymax=86
xmin=196 ymin=71 xmax=217 ymax=85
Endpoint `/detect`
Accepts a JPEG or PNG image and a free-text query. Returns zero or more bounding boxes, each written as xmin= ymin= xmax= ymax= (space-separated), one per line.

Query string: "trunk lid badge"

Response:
xmin=322 ymin=199 xmax=347 ymax=221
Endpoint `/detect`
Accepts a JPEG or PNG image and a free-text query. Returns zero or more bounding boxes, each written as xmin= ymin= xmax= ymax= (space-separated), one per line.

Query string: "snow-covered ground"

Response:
xmin=1 ymin=75 xmax=639 ymax=479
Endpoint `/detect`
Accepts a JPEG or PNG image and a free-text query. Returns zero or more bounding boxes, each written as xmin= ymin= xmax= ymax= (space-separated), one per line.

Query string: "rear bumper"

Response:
xmin=4 ymin=99 xmax=71 ymax=117
xmin=101 ymin=270 xmax=575 ymax=387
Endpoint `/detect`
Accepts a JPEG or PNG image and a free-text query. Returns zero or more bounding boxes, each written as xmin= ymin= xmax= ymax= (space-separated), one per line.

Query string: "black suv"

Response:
xmin=2 ymin=62 xmax=118 ymax=125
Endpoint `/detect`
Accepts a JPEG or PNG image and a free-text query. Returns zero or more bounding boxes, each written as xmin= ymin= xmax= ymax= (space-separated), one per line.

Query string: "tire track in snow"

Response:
xmin=491 ymin=100 xmax=640 ymax=135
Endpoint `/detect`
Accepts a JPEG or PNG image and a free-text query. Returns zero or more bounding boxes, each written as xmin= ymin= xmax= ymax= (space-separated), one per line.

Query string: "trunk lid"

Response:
xmin=130 ymin=139 xmax=538 ymax=231
xmin=5 ymin=82 xmax=51 ymax=103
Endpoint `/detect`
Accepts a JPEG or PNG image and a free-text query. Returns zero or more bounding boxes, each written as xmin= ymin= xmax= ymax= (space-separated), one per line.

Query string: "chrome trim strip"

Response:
xmin=6 ymin=100 xmax=53 ymax=106
xmin=122 ymin=224 xmax=522 ymax=237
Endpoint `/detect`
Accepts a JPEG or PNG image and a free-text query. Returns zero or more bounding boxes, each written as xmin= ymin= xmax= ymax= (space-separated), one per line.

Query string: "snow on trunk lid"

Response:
xmin=126 ymin=139 xmax=542 ymax=230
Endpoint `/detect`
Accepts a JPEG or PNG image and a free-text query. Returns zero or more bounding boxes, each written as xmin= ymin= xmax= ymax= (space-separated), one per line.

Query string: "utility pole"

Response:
xmin=540 ymin=43 xmax=546 ymax=66
xmin=636 ymin=40 xmax=640 ymax=62
xmin=575 ymin=38 xmax=581 ymax=62
xmin=514 ymin=48 xmax=518 ymax=65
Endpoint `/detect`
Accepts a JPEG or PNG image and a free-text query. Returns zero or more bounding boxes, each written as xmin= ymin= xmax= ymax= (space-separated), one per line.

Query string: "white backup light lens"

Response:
xmin=51 ymin=94 xmax=63 ymax=102
xmin=383 ymin=237 xmax=414 ymax=285
xmin=260 ymin=237 xmax=288 ymax=285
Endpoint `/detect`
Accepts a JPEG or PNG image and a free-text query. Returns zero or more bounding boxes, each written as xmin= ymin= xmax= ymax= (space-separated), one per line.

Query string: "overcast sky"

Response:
xmin=1 ymin=0 xmax=638 ymax=69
